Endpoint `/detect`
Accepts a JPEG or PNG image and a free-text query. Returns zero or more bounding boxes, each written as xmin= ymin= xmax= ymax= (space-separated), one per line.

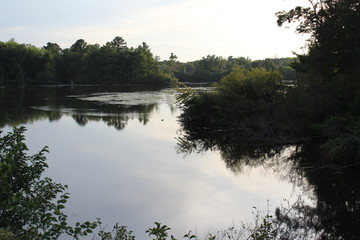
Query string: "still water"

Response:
xmin=1 ymin=86 xmax=318 ymax=238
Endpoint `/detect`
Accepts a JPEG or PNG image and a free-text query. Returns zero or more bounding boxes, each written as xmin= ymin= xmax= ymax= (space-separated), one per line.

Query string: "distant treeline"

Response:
xmin=0 ymin=37 xmax=297 ymax=87
xmin=0 ymin=37 xmax=177 ymax=86
xmin=161 ymin=54 xmax=297 ymax=82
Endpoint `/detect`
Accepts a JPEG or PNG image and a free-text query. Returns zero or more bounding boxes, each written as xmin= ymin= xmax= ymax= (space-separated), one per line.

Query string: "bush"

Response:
xmin=0 ymin=127 xmax=97 ymax=239
xmin=322 ymin=121 xmax=360 ymax=163
xmin=147 ymin=72 xmax=179 ymax=86
xmin=218 ymin=67 xmax=283 ymax=103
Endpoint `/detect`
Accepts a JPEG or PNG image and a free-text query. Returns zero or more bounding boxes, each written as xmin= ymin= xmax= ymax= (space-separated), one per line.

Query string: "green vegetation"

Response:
xmin=0 ymin=37 xmax=296 ymax=87
xmin=0 ymin=127 xmax=97 ymax=239
xmin=177 ymin=68 xmax=293 ymax=144
xmin=0 ymin=37 xmax=297 ymax=87
xmin=162 ymin=55 xmax=297 ymax=83
xmin=0 ymin=37 xmax=177 ymax=86
xmin=178 ymin=0 xmax=360 ymax=164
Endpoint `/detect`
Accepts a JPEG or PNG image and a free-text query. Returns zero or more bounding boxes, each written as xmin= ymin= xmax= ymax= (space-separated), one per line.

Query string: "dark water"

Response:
xmin=1 ymin=86 xmax=359 ymax=239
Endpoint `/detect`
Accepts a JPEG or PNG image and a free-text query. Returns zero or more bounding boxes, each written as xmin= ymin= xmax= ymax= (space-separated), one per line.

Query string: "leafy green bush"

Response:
xmin=218 ymin=67 xmax=283 ymax=103
xmin=147 ymin=72 xmax=179 ymax=86
xmin=177 ymin=68 xmax=286 ymax=142
xmin=0 ymin=127 xmax=97 ymax=239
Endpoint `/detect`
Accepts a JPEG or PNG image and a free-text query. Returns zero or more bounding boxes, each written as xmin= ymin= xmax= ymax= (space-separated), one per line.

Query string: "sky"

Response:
xmin=0 ymin=0 xmax=310 ymax=62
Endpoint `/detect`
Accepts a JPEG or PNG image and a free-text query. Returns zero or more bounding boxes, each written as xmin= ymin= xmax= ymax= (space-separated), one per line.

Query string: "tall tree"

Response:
xmin=43 ymin=42 xmax=62 ymax=55
xmin=167 ymin=53 xmax=178 ymax=73
xmin=70 ymin=39 xmax=87 ymax=53
xmin=276 ymin=0 xmax=360 ymax=77
xmin=111 ymin=36 xmax=127 ymax=52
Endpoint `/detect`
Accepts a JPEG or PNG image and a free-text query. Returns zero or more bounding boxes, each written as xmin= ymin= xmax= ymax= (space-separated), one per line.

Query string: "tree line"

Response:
xmin=161 ymin=54 xmax=297 ymax=82
xmin=0 ymin=36 xmax=297 ymax=87
xmin=0 ymin=37 xmax=177 ymax=86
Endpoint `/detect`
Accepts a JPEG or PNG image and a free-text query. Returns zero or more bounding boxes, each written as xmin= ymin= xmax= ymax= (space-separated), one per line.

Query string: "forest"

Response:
xmin=0 ymin=37 xmax=296 ymax=87
xmin=0 ymin=37 xmax=177 ymax=86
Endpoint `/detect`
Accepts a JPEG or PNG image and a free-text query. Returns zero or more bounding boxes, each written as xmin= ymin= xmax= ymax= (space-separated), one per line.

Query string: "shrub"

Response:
xmin=218 ymin=67 xmax=283 ymax=103
xmin=0 ymin=127 xmax=97 ymax=239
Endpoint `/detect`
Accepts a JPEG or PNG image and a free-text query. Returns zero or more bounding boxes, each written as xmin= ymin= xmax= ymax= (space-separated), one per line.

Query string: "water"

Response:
xmin=0 ymin=86 xmax=339 ymax=239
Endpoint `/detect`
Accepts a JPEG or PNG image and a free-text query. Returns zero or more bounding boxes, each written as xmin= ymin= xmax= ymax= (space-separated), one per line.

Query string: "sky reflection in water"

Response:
xmin=1 ymin=88 xmax=313 ymax=239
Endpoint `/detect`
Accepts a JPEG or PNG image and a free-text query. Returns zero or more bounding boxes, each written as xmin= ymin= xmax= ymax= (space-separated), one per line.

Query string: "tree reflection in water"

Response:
xmin=176 ymin=128 xmax=360 ymax=240
xmin=0 ymin=86 xmax=161 ymax=130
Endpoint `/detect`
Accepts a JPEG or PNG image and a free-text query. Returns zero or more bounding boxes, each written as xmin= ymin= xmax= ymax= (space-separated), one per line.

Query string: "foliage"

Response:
xmin=0 ymin=127 xmax=97 ymax=239
xmin=0 ymin=37 xmax=297 ymax=86
xmin=146 ymin=222 xmax=173 ymax=240
xmin=275 ymin=0 xmax=360 ymax=162
xmin=0 ymin=37 xmax=176 ymax=86
xmin=176 ymin=87 xmax=220 ymax=130
xmin=177 ymin=68 xmax=288 ymax=144
xmin=96 ymin=219 xmax=135 ymax=240
xmin=0 ymin=41 xmax=51 ymax=86
xmin=321 ymin=121 xmax=360 ymax=163
xmin=170 ymin=56 xmax=296 ymax=83
xmin=218 ymin=67 xmax=283 ymax=103
xmin=276 ymin=0 xmax=360 ymax=76
xmin=107 ymin=199 xmax=321 ymax=240
xmin=0 ymin=228 xmax=13 ymax=239
xmin=249 ymin=215 xmax=273 ymax=240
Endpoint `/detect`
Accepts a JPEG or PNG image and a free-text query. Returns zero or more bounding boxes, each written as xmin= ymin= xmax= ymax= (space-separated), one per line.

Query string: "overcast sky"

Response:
xmin=0 ymin=0 xmax=310 ymax=62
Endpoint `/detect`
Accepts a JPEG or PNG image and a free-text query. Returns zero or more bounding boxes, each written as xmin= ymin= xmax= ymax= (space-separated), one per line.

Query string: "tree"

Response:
xmin=198 ymin=55 xmax=226 ymax=73
xmin=43 ymin=42 xmax=62 ymax=55
xmin=70 ymin=39 xmax=87 ymax=53
xmin=169 ymin=53 xmax=177 ymax=62
xmin=9 ymin=58 xmax=25 ymax=86
xmin=130 ymin=42 xmax=160 ymax=82
xmin=276 ymin=0 xmax=360 ymax=162
xmin=226 ymin=56 xmax=252 ymax=71
xmin=0 ymin=37 xmax=178 ymax=86
xmin=0 ymin=41 xmax=50 ymax=86
xmin=276 ymin=0 xmax=360 ymax=76
xmin=166 ymin=53 xmax=178 ymax=73
xmin=111 ymin=36 xmax=127 ymax=52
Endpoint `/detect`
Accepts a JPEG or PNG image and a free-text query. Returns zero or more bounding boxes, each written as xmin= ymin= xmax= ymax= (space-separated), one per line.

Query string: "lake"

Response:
xmin=1 ymin=86 xmax=359 ymax=239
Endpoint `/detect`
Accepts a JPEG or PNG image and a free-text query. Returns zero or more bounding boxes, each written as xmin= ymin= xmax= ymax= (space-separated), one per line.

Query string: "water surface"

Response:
xmin=1 ymin=86 xmax=315 ymax=238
